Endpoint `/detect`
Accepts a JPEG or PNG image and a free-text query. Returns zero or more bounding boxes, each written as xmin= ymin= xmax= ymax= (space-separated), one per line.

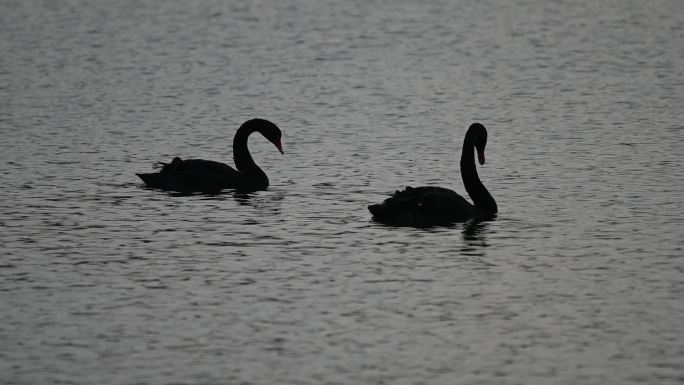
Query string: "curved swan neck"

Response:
xmin=460 ymin=126 xmax=497 ymax=214
xmin=233 ymin=122 xmax=268 ymax=185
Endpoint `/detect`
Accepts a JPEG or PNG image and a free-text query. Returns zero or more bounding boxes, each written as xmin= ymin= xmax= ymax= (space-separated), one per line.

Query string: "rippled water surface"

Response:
xmin=2 ymin=0 xmax=684 ymax=384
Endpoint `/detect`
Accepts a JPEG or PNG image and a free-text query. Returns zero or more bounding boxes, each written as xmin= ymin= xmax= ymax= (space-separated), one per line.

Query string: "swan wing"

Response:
xmin=369 ymin=186 xmax=474 ymax=226
xmin=168 ymin=158 xmax=246 ymax=191
xmin=136 ymin=157 xmax=246 ymax=192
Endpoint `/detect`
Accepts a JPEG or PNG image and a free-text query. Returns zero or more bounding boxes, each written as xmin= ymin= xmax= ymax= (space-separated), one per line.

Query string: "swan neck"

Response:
xmin=460 ymin=131 xmax=497 ymax=214
xmin=233 ymin=124 xmax=268 ymax=185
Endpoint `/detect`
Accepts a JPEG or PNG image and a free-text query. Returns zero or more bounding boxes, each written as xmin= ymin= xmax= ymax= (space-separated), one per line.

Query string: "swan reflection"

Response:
xmin=460 ymin=219 xmax=491 ymax=255
xmin=232 ymin=190 xmax=285 ymax=217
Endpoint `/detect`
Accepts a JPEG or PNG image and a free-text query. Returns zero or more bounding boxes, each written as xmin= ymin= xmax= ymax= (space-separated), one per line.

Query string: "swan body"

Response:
xmin=136 ymin=118 xmax=283 ymax=193
xmin=368 ymin=123 xmax=497 ymax=227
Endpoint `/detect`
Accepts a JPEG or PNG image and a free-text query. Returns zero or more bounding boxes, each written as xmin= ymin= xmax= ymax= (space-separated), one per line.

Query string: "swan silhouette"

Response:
xmin=136 ymin=118 xmax=283 ymax=193
xmin=368 ymin=123 xmax=497 ymax=227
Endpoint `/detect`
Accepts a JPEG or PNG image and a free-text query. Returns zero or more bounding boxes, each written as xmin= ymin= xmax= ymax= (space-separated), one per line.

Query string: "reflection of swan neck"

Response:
xmin=460 ymin=125 xmax=497 ymax=214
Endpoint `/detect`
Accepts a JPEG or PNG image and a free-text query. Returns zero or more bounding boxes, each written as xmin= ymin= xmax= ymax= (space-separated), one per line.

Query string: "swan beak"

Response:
xmin=477 ymin=149 xmax=485 ymax=165
xmin=274 ymin=139 xmax=284 ymax=155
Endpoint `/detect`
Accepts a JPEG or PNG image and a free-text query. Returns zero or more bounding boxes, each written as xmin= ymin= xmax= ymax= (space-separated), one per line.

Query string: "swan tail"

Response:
xmin=136 ymin=172 xmax=164 ymax=188
xmin=368 ymin=201 xmax=420 ymax=226
xmin=137 ymin=157 xmax=185 ymax=188
xmin=367 ymin=203 xmax=389 ymax=218
xmin=368 ymin=188 xmax=421 ymax=225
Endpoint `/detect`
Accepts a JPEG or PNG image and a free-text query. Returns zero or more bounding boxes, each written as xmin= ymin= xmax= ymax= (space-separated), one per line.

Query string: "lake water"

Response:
xmin=1 ymin=0 xmax=683 ymax=384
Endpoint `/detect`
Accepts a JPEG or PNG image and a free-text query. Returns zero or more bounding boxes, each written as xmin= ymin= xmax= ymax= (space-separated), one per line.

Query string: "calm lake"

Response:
xmin=1 ymin=0 xmax=683 ymax=384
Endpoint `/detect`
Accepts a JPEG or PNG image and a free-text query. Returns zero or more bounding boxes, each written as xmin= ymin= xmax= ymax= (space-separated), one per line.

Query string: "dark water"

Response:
xmin=2 ymin=0 xmax=684 ymax=384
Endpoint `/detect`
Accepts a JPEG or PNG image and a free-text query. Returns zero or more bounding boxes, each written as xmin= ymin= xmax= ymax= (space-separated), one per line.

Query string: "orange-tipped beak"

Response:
xmin=274 ymin=138 xmax=284 ymax=154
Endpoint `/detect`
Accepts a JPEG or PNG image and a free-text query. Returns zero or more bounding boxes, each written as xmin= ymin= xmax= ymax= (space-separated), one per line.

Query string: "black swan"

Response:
xmin=368 ymin=122 xmax=497 ymax=227
xmin=136 ymin=118 xmax=283 ymax=193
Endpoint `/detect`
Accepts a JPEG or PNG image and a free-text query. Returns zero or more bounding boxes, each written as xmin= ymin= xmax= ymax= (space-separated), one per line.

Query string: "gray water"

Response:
xmin=2 ymin=0 xmax=684 ymax=384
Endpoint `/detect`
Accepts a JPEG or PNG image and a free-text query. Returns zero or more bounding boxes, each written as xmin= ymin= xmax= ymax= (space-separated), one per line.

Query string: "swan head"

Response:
xmin=469 ymin=123 xmax=487 ymax=165
xmin=245 ymin=118 xmax=284 ymax=155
